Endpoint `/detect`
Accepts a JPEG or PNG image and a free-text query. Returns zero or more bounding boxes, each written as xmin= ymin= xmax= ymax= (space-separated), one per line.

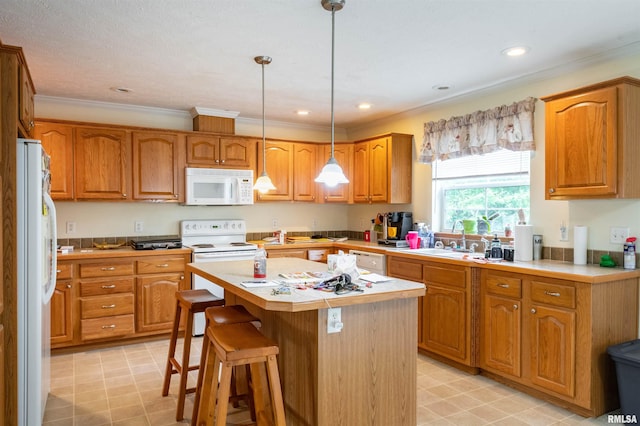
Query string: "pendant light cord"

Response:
xmin=261 ymin=61 xmax=267 ymax=171
xmin=329 ymin=4 xmax=336 ymax=160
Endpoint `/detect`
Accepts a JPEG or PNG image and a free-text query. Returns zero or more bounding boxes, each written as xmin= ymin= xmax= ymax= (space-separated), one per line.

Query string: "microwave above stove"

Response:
xmin=185 ymin=168 xmax=254 ymax=205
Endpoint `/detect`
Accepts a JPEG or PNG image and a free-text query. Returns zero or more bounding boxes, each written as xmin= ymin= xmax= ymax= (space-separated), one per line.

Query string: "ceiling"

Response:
xmin=2 ymin=0 xmax=640 ymax=128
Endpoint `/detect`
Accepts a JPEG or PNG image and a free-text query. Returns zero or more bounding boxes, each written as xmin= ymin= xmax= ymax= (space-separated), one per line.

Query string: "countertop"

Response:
xmin=186 ymin=258 xmax=425 ymax=312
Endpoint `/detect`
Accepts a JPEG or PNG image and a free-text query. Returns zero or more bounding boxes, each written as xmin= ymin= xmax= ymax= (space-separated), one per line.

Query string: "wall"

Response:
xmin=348 ymin=48 xmax=640 ymax=253
xmin=38 ymin=48 xmax=640 ymax=252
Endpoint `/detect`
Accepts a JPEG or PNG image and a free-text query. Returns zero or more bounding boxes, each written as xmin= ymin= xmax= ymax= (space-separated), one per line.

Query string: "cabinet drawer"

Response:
xmin=56 ymin=263 xmax=73 ymax=280
xmin=424 ymin=264 xmax=466 ymax=289
xmin=80 ymin=294 xmax=134 ymax=319
xmin=486 ymin=275 xmax=522 ymax=298
xmin=268 ymin=249 xmax=307 ymax=259
xmin=80 ymin=261 xmax=134 ymax=278
xmin=81 ymin=314 xmax=135 ymax=340
xmin=137 ymin=257 xmax=185 ymax=274
xmin=308 ymin=249 xmax=329 ymax=262
xmin=388 ymin=257 xmax=423 ymax=281
xmin=530 ymin=281 xmax=576 ymax=309
xmin=80 ymin=278 xmax=134 ymax=296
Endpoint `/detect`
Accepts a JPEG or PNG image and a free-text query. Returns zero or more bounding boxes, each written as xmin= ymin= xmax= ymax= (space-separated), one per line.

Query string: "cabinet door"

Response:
xmin=136 ymin=273 xmax=183 ymax=333
xmin=186 ymin=134 xmax=219 ymax=166
xmin=19 ymin=62 xmax=35 ymax=136
xmin=545 ymin=86 xmax=617 ymax=199
xmin=293 ymin=143 xmax=318 ymax=201
xmin=319 ymin=143 xmax=352 ymax=203
xmin=35 ymin=123 xmax=75 ymax=200
xmin=368 ymin=138 xmax=389 ymax=202
xmin=219 ymin=137 xmax=256 ymax=168
xmin=51 ymin=281 xmax=73 ymax=346
xmin=257 ymin=141 xmax=293 ymax=201
xmin=132 ymin=131 xmax=182 ymax=201
xmin=352 ymin=142 xmax=370 ymax=202
xmin=481 ymin=294 xmax=521 ymax=377
xmin=74 ymin=127 xmax=131 ymax=199
xmin=528 ymin=304 xmax=576 ymax=397
xmin=421 ymin=284 xmax=466 ymax=361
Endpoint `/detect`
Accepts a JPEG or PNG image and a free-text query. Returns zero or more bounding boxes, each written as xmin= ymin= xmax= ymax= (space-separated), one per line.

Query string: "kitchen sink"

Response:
xmin=398 ymin=248 xmax=485 ymax=260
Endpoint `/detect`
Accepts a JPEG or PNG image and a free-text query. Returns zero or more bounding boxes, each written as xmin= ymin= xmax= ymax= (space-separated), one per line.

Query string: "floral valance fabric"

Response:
xmin=418 ymin=97 xmax=536 ymax=164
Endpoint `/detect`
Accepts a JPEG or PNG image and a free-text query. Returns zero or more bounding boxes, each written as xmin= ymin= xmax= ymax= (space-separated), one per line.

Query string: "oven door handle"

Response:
xmin=194 ymin=251 xmax=256 ymax=260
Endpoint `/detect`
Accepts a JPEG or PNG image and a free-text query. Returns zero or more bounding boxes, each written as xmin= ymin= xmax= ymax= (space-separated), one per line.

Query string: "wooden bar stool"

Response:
xmin=162 ymin=289 xmax=224 ymax=421
xmin=191 ymin=305 xmax=261 ymax=424
xmin=195 ymin=322 xmax=286 ymax=426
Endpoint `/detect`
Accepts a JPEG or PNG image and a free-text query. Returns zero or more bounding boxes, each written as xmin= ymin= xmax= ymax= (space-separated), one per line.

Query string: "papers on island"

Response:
xmin=240 ymin=280 xmax=280 ymax=288
xmin=277 ymin=271 xmax=334 ymax=285
xmin=357 ymin=273 xmax=393 ymax=283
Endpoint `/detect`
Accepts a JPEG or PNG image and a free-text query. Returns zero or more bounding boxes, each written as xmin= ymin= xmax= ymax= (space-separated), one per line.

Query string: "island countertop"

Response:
xmin=185 ymin=257 xmax=425 ymax=312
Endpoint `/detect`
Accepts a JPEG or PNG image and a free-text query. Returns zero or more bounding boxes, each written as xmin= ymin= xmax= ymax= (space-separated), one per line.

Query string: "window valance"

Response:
xmin=418 ymin=97 xmax=536 ymax=164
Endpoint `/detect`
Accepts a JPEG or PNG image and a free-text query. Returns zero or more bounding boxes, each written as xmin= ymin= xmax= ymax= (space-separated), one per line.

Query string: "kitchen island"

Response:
xmin=186 ymin=258 xmax=425 ymax=426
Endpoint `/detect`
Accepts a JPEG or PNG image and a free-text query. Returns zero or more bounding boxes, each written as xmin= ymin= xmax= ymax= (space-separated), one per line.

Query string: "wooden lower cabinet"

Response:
xmin=479 ymin=269 xmax=637 ymax=417
xmin=52 ymin=250 xmax=192 ymax=349
xmin=266 ymin=247 xmax=333 ymax=262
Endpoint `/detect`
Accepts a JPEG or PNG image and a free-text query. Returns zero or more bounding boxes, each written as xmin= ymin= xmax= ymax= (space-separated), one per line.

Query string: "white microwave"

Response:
xmin=185 ymin=168 xmax=254 ymax=205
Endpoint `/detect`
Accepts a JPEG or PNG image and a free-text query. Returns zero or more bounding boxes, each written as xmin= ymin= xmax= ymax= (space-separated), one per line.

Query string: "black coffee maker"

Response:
xmin=378 ymin=211 xmax=413 ymax=247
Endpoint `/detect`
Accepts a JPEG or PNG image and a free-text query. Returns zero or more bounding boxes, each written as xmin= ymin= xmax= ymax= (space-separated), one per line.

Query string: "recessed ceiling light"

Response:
xmin=296 ymin=110 xmax=310 ymax=116
xmin=432 ymin=84 xmax=453 ymax=91
xmin=357 ymin=103 xmax=372 ymax=110
xmin=110 ymin=86 xmax=133 ymax=93
xmin=502 ymin=46 xmax=530 ymax=57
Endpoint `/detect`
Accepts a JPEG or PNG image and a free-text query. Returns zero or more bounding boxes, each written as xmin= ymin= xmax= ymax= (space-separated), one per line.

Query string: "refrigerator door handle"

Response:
xmin=43 ymin=191 xmax=57 ymax=304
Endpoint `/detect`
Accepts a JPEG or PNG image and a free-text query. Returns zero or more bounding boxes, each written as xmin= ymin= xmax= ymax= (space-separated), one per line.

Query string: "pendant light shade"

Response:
xmin=253 ymin=55 xmax=276 ymax=193
xmin=315 ymin=0 xmax=349 ymax=188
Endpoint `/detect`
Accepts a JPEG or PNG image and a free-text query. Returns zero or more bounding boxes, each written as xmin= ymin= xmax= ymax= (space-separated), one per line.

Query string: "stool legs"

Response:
xmin=161 ymin=300 xmax=182 ymax=397
xmin=176 ymin=307 xmax=195 ymax=421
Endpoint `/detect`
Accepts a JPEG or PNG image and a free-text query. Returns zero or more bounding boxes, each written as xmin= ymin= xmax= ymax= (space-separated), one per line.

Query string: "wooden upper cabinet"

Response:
xmin=318 ymin=143 xmax=353 ymax=203
xmin=132 ymin=131 xmax=183 ymax=202
xmin=186 ymin=134 xmax=256 ymax=169
xmin=35 ymin=122 xmax=74 ymax=200
xmin=353 ymin=133 xmax=412 ymax=203
xmin=293 ymin=143 xmax=318 ymax=201
xmin=542 ymin=76 xmax=640 ymax=199
xmin=257 ymin=140 xmax=294 ymax=201
xmin=18 ymin=61 xmax=35 ymax=137
xmin=74 ymin=127 xmax=131 ymax=200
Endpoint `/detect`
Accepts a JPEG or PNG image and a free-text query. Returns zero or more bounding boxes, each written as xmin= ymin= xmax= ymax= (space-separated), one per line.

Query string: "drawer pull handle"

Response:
xmin=101 ymin=285 xmax=116 ymax=289
xmin=102 ymin=324 xmax=116 ymax=329
xmin=497 ymin=283 xmax=510 ymax=288
xmin=157 ymin=264 xmax=169 ymax=268
xmin=544 ymin=291 xmax=561 ymax=297
xmin=101 ymin=267 xmax=116 ymax=271
xmin=102 ymin=304 xmax=116 ymax=309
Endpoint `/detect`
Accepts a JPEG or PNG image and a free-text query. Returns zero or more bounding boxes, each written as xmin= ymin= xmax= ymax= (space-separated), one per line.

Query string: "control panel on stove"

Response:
xmin=180 ymin=219 xmax=247 ymax=236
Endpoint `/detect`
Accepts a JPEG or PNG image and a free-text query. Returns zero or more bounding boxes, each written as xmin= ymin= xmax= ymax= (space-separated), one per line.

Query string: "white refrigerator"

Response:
xmin=16 ymin=138 xmax=57 ymax=425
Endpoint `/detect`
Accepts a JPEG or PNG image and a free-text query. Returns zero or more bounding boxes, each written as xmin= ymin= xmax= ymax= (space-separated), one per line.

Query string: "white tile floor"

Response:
xmin=43 ymin=337 xmax=618 ymax=425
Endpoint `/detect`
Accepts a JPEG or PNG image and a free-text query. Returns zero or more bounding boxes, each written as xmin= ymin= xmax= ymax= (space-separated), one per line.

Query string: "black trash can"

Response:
xmin=608 ymin=339 xmax=640 ymax=417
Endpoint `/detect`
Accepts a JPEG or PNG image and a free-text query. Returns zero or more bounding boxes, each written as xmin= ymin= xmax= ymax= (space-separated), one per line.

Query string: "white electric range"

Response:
xmin=180 ymin=219 xmax=257 ymax=335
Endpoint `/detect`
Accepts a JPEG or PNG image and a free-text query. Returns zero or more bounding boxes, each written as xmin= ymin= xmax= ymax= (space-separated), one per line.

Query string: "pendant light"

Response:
xmin=315 ymin=0 xmax=349 ymax=187
xmin=253 ymin=55 xmax=277 ymax=193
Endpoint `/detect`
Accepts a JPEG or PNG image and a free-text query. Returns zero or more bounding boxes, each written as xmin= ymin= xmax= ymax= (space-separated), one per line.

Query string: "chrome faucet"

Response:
xmin=450 ymin=221 xmax=466 ymax=250
xmin=480 ymin=237 xmax=490 ymax=252
xmin=469 ymin=242 xmax=479 ymax=253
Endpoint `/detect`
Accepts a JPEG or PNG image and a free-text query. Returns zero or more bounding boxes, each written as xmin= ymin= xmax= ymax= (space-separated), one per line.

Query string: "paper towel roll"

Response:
xmin=514 ymin=225 xmax=533 ymax=261
xmin=574 ymin=226 xmax=588 ymax=265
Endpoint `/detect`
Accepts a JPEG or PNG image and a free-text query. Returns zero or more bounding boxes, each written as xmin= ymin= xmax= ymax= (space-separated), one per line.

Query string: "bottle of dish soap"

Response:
xmin=624 ymin=237 xmax=636 ymax=270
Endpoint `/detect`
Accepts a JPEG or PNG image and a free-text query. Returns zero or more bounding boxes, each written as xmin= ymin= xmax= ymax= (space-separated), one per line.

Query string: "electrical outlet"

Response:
xmin=559 ymin=222 xmax=568 ymax=241
xmin=327 ymin=307 xmax=343 ymax=333
xmin=134 ymin=221 xmax=144 ymax=233
xmin=272 ymin=219 xmax=278 ymax=229
xmin=66 ymin=221 xmax=76 ymax=234
xmin=610 ymin=226 xmax=630 ymax=244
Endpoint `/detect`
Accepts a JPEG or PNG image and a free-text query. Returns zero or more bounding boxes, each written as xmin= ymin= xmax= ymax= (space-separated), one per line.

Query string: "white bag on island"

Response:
xmin=334 ymin=251 xmax=360 ymax=280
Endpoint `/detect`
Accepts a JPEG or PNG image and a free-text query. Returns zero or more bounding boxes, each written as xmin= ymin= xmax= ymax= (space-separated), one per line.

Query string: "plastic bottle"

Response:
xmin=624 ymin=237 xmax=636 ymax=270
xmin=254 ymin=244 xmax=267 ymax=278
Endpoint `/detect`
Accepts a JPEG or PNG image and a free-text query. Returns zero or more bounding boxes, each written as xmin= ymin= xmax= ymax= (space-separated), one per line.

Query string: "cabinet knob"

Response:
xmin=513 ymin=304 xmax=518 ymax=310
xmin=549 ymin=188 xmax=555 ymax=194
xmin=122 ymin=193 xmax=127 ymax=198
xmin=221 ymin=159 xmax=225 ymax=163
xmin=215 ymin=159 xmax=220 ymax=163
xmin=66 ymin=284 xmax=72 ymax=289
xmin=531 ymin=308 xmax=537 ymax=314
xmin=180 ymin=275 xmax=184 ymax=280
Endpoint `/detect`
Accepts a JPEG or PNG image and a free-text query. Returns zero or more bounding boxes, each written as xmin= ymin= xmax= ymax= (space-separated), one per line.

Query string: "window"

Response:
xmin=432 ymin=149 xmax=530 ymax=234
